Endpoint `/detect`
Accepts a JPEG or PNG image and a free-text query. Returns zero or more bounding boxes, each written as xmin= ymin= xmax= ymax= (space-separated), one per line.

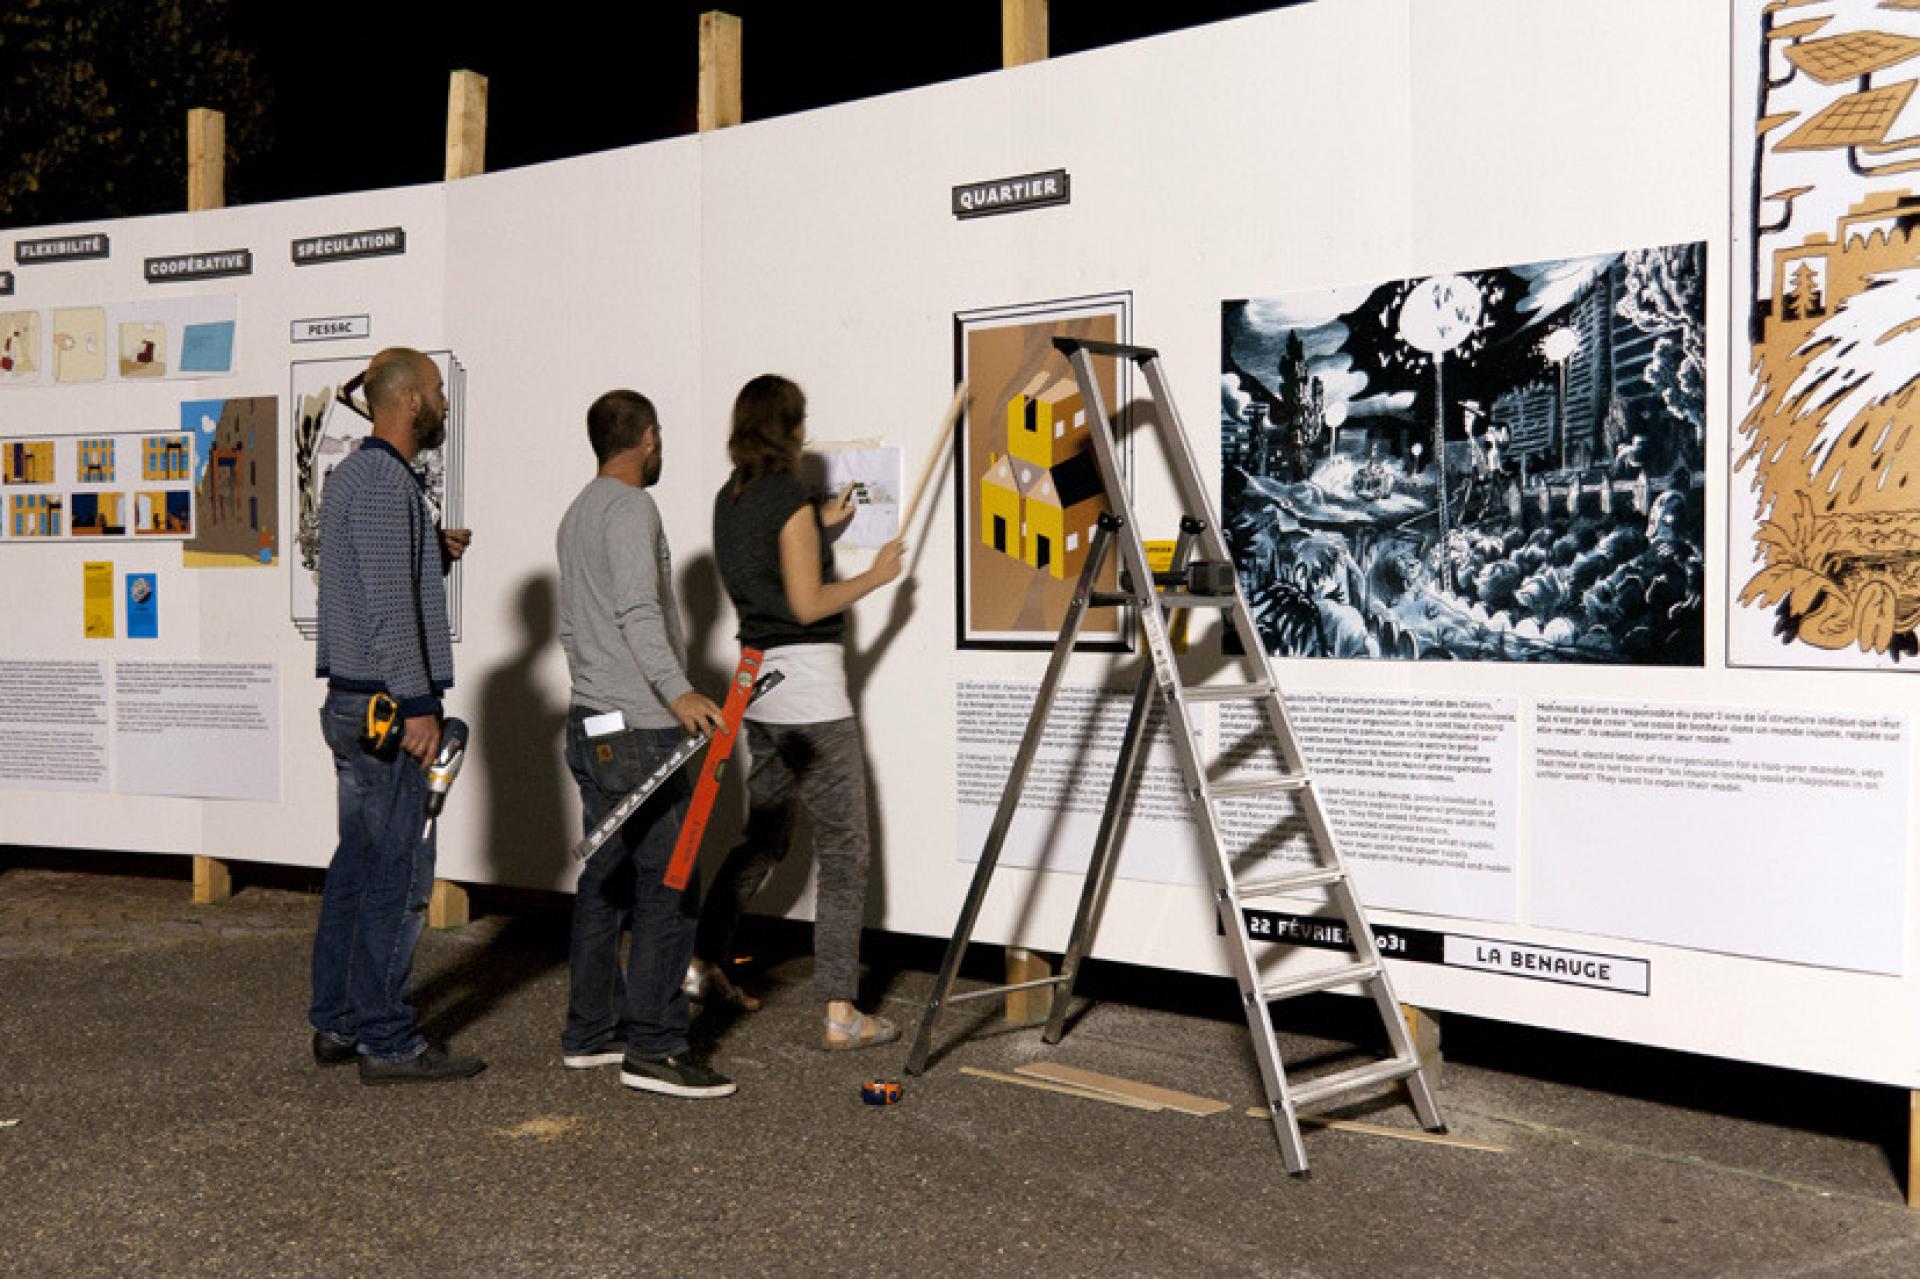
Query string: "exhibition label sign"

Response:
xmin=952 ymin=169 xmax=1070 ymax=219
xmin=0 ymin=271 xmax=12 ymax=296
xmin=1243 ymin=909 xmax=1651 ymax=996
xmin=291 ymin=228 xmax=406 ymax=265
xmin=145 ymin=251 xmax=254 ymax=283
xmin=15 ymin=233 xmax=109 ymax=265
xmin=291 ymin=315 xmax=372 ymax=343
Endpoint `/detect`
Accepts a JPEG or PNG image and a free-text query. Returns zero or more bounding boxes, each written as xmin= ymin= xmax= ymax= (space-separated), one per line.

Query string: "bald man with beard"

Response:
xmin=310 ymin=347 xmax=483 ymax=1084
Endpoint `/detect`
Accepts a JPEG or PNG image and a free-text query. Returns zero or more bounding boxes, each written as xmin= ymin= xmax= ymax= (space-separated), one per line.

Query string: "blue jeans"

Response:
xmin=309 ymin=690 xmax=436 ymax=1061
xmin=563 ymin=709 xmax=698 ymax=1059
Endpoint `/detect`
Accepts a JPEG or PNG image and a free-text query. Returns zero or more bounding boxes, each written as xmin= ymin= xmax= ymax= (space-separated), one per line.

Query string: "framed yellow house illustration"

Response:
xmin=954 ymin=292 xmax=1131 ymax=651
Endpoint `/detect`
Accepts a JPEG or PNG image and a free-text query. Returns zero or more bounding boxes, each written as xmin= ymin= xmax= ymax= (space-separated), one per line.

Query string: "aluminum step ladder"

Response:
xmin=902 ymin=336 xmax=1446 ymax=1177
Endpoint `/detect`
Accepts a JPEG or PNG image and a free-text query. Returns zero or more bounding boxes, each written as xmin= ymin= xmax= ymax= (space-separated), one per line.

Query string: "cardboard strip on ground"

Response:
xmin=1244 ymin=1107 xmax=1508 ymax=1153
xmin=1016 ymin=1062 xmax=1232 ymax=1116
xmin=960 ymin=1066 xmax=1164 ymax=1111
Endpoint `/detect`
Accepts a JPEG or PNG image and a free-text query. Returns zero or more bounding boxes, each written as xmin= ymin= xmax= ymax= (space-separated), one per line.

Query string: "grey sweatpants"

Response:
xmin=695 ymin=717 xmax=870 ymax=1002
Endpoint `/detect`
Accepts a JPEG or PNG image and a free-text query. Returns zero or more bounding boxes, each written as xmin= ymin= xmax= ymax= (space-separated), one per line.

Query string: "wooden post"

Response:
xmin=187 ymin=108 xmax=225 ymax=212
xmin=187 ymin=106 xmax=234 ymax=903
xmin=699 ymin=12 xmax=743 ymax=132
xmin=429 ymin=879 xmax=470 ymax=930
xmin=192 ymin=854 xmax=232 ymax=906
xmin=445 ymin=70 xmax=489 ymax=181
xmin=1401 ymin=1003 xmax=1443 ymax=1086
xmin=1003 ymin=0 xmax=1049 ymax=68
xmin=1006 ymin=947 xmax=1054 ymax=1025
xmin=430 ymin=71 xmax=488 ymax=928
xmin=1909 ymin=1090 xmax=1920 ymax=1210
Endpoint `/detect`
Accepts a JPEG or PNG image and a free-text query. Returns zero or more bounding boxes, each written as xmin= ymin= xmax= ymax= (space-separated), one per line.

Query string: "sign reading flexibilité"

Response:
xmin=952 ymin=169 xmax=1070 ymax=219
xmin=145 ymin=250 xmax=253 ymax=283
xmin=291 ymin=227 xmax=406 ymax=266
xmin=15 ymin=233 xmax=109 ymax=265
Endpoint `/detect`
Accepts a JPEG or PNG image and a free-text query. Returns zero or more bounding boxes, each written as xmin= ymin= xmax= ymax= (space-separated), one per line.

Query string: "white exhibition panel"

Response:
xmin=2 ymin=0 xmax=1918 ymax=1088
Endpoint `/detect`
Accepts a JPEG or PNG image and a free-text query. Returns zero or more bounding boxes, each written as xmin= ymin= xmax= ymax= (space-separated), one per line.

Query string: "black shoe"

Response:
xmin=358 ymin=1044 xmax=486 ymax=1086
xmin=619 ymin=1052 xmax=736 ymax=1099
xmin=312 ymin=1031 xmax=358 ymax=1067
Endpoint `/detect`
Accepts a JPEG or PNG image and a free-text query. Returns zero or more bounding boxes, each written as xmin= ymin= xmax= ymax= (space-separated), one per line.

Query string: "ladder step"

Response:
xmin=1259 ymin=960 xmax=1381 ymax=1003
xmin=1088 ymin=591 xmax=1133 ymax=609
xmin=1183 ymin=683 xmax=1274 ymax=703
xmin=1208 ymin=775 xmax=1309 ymax=800
xmin=1157 ymin=592 xmax=1237 ymax=609
xmin=1286 ymin=1056 xmax=1423 ymax=1111
xmin=943 ymin=976 xmax=1070 ymax=1006
xmin=1236 ymin=866 xmax=1345 ymax=899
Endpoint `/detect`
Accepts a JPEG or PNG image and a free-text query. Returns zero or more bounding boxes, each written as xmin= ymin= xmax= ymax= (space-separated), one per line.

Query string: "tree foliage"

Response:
xmin=0 ymin=0 xmax=269 ymax=228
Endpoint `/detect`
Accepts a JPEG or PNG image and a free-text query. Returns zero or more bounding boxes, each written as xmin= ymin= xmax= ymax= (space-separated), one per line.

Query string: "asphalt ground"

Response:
xmin=3 ymin=850 xmax=1918 ymax=1278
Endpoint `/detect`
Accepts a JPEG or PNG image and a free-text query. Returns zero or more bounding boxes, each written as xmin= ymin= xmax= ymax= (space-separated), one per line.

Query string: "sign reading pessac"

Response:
xmin=953 ymin=169 xmax=1071 ymax=220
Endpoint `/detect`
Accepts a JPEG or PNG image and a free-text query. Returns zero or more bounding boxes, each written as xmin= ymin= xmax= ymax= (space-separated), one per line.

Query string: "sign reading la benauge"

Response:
xmin=14 ymin=233 xmax=110 ymax=264
xmin=292 ymin=227 xmax=406 ymax=266
xmin=953 ymin=169 xmax=1070 ymax=219
xmin=145 ymin=249 xmax=253 ymax=283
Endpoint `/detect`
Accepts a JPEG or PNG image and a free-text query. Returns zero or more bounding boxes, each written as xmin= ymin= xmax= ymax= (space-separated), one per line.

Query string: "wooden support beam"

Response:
xmin=192 ymin=856 xmax=232 ymax=905
xmin=1401 ymin=1003 xmax=1443 ymax=1087
xmin=699 ymin=12 xmax=743 ymax=132
xmin=445 ymin=70 xmax=489 ymax=181
xmin=1910 ymin=1090 xmax=1919 ymax=1210
xmin=1003 ymin=0 xmax=1049 ymax=67
xmin=1004 ymin=946 xmax=1054 ymax=1025
xmin=429 ymin=879 xmax=469 ymax=930
xmin=186 ymin=108 xmax=225 ymax=212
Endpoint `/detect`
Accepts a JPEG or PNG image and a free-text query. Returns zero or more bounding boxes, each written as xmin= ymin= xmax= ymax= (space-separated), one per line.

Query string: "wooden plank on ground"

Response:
xmin=1016 ymin=1062 xmax=1231 ymax=1116
xmin=1245 ymin=1106 xmax=1507 ymax=1154
xmin=961 ymin=1066 xmax=1162 ymax=1112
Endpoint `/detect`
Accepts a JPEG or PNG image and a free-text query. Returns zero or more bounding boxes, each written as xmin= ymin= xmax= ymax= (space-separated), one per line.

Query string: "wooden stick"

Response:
xmin=1017 ymin=1062 xmax=1230 ymax=1116
xmin=961 ymin=1066 xmax=1162 ymax=1111
xmin=1245 ymin=1107 xmax=1507 ymax=1153
xmin=900 ymin=381 xmax=968 ymax=532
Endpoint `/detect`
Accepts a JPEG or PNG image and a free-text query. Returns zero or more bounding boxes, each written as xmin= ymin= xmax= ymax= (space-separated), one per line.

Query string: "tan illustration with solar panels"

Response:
xmin=1736 ymin=3 xmax=1920 ymax=663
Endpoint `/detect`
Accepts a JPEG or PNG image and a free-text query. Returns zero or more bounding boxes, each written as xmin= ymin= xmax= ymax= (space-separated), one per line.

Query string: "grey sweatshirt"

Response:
xmin=556 ymin=476 xmax=693 ymax=729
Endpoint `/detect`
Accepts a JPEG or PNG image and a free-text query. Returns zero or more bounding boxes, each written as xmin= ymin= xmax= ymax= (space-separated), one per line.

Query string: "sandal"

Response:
xmin=823 ymin=1010 xmax=900 ymax=1052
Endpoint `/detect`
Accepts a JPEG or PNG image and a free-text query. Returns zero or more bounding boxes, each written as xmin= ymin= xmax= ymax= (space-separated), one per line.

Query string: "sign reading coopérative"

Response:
xmin=14 ymin=233 xmax=110 ymax=265
xmin=291 ymin=227 xmax=406 ymax=266
xmin=145 ymin=250 xmax=253 ymax=283
xmin=952 ymin=169 xmax=1071 ymax=219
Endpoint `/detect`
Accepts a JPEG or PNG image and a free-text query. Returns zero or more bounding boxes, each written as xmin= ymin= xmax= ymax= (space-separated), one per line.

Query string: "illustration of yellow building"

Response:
xmin=143 ymin=435 xmax=192 ymax=482
xmin=10 ymin=493 xmax=62 ymax=537
xmin=4 ymin=440 xmax=55 ymax=485
xmin=1022 ymin=451 xmax=1105 ymax=580
xmin=77 ymin=437 xmax=115 ymax=484
xmin=981 ymin=452 xmax=1025 ymax=559
xmin=1006 ymin=371 xmax=1088 ymax=470
xmin=978 ymin=374 xmax=1111 ymax=581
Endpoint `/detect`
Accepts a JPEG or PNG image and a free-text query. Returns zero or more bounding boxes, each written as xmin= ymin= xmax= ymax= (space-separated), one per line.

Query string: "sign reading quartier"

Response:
xmin=292 ymin=228 xmax=406 ymax=266
xmin=15 ymin=233 xmax=110 ymax=264
xmin=145 ymin=250 xmax=254 ymax=283
xmin=952 ymin=169 xmax=1071 ymax=219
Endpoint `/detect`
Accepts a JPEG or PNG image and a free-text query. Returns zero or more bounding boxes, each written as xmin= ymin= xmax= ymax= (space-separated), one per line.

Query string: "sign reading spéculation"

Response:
xmin=145 ymin=250 xmax=253 ymax=283
xmin=952 ymin=169 xmax=1070 ymax=220
xmin=292 ymin=228 xmax=406 ymax=266
xmin=15 ymin=233 xmax=110 ymax=265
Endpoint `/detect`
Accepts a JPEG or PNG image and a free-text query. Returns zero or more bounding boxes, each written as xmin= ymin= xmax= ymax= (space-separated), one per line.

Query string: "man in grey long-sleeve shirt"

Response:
xmin=555 ymin=389 xmax=734 ymax=1098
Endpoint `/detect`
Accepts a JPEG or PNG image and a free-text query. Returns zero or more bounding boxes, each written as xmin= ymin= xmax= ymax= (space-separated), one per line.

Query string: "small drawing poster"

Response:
xmin=801 ymin=444 xmax=902 ymax=549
